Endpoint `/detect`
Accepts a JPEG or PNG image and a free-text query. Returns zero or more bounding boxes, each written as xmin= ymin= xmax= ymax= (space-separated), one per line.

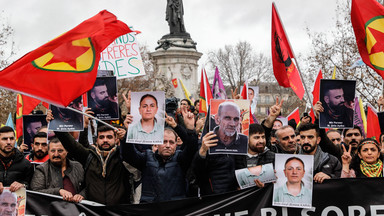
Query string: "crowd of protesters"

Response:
xmin=0 ymin=88 xmax=382 ymax=206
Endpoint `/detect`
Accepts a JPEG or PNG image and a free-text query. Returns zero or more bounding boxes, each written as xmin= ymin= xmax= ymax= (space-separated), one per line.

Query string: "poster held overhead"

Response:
xmin=319 ymin=79 xmax=356 ymax=129
xmin=127 ymin=91 xmax=165 ymax=145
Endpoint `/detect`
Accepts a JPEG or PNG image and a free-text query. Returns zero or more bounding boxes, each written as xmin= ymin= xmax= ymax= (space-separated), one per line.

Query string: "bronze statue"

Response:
xmin=166 ymin=0 xmax=186 ymax=34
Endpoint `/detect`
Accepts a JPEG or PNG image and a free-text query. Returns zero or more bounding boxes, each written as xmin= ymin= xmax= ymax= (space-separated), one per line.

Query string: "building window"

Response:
xmin=265 ymin=95 xmax=270 ymax=104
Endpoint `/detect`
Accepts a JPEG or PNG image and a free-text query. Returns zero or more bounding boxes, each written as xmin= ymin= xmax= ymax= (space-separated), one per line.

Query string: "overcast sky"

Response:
xmin=2 ymin=0 xmax=340 ymax=67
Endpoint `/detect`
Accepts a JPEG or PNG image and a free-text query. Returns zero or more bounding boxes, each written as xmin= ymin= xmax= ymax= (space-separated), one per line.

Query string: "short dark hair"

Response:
xmin=140 ymin=94 xmax=158 ymax=107
xmin=181 ymin=99 xmax=191 ymax=106
xmin=323 ymin=81 xmax=344 ymax=97
xmin=33 ymin=132 xmax=47 ymax=143
xmin=249 ymin=123 xmax=265 ymax=136
xmin=93 ymin=79 xmax=106 ymax=88
xmin=342 ymin=125 xmax=363 ymax=138
xmin=285 ymin=157 xmax=305 ymax=170
xmin=164 ymin=127 xmax=177 ymax=142
xmin=48 ymin=137 xmax=63 ymax=150
xmin=297 ymin=123 xmax=319 ymax=137
xmin=97 ymin=125 xmax=115 ymax=137
xmin=248 ymin=88 xmax=254 ymax=94
xmin=0 ymin=126 xmax=15 ymax=136
xmin=194 ymin=99 xmax=200 ymax=107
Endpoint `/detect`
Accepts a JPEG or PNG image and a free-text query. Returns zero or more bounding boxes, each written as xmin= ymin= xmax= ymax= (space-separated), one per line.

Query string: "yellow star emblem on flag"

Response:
xmin=366 ymin=16 xmax=384 ymax=70
xmin=32 ymin=38 xmax=95 ymax=73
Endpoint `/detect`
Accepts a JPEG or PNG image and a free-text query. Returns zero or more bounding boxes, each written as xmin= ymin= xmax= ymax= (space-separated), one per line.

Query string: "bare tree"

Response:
xmin=207 ymin=41 xmax=274 ymax=90
xmin=0 ymin=13 xmax=17 ymax=125
xmin=305 ymin=0 xmax=382 ymax=105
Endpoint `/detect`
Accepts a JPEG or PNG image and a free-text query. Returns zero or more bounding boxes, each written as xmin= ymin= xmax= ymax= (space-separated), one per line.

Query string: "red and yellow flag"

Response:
xmin=199 ymin=68 xmax=213 ymax=114
xmin=351 ymin=0 xmax=384 ymax=79
xmin=0 ymin=10 xmax=134 ymax=107
xmin=172 ymin=78 xmax=178 ymax=88
xmin=271 ymin=3 xmax=305 ymax=100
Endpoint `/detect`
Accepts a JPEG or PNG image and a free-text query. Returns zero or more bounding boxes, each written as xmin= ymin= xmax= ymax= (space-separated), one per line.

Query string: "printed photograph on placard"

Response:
xmin=87 ymin=76 xmax=119 ymax=120
xmin=0 ymin=187 xmax=27 ymax=216
xmin=236 ymin=163 xmax=276 ymax=189
xmin=208 ymin=99 xmax=249 ymax=155
xmin=126 ymin=91 xmax=165 ymax=145
xmin=23 ymin=115 xmax=47 ymax=151
xmin=319 ymin=79 xmax=356 ymax=129
xmin=273 ymin=154 xmax=313 ymax=209
xmin=48 ymin=96 xmax=84 ymax=131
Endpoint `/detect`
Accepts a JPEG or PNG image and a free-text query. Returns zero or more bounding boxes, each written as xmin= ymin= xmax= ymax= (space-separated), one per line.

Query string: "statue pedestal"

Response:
xmin=150 ymin=37 xmax=202 ymax=99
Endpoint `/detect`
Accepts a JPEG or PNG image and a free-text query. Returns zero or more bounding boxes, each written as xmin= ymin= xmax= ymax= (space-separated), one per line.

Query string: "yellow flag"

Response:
xmin=331 ymin=66 xmax=336 ymax=79
xmin=179 ymin=78 xmax=192 ymax=103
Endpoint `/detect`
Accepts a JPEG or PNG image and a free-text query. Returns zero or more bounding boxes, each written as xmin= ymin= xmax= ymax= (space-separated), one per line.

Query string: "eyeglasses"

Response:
xmin=331 ymin=138 xmax=341 ymax=142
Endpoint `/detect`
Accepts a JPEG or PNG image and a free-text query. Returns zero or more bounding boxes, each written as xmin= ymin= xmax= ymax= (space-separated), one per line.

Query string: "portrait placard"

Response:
xmin=273 ymin=154 xmax=313 ymax=209
xmin=126 ymin=91 xmax=165 ymax=145
xmin=23 ymin=115 xmax=47 ymax=151
xmin=319 ymin=79 xmax=356 ymax=129
xmin=48 ymin=96 xmax=84 ymax=131
xmin=87 ymin=76 xmax=119 ymax=120
xmin=208 ymin=99 xmax=249 ymax=155
xmin=235 ymin=163 xmax=276 ymax=189
xmin=0 ymin=188 xmax=26 ymax=216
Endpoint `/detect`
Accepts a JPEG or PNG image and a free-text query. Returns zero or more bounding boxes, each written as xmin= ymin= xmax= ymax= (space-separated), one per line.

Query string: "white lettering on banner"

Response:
xmin=301 ymin=207 xmax=316 ymax=215
xmin=371 ymin=205 xmax=384 ymax=216
xmin=261 ymin=208 xmax=277 ymax=216
xmin=348 ymin=206 xmax=366 ymax=216
xmin=213 ymin=210 xmax=249 ymax=216
xmin=261 ymin=205 xmax=384 ymax=215
xmin=321 ymin=206 xmax=343 ymax=216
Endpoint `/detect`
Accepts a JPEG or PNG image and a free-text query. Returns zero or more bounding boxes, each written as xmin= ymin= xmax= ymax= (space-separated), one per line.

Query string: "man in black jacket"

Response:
xmin=121 ymin=109 xmax=197 ymax=203
xmin=47 ymin=109 xmax=131 ymax=205
xmin=0 ymin=126 xmax=33 ymax=193
xmin=297 ymin=123 xmax=341 ymax=183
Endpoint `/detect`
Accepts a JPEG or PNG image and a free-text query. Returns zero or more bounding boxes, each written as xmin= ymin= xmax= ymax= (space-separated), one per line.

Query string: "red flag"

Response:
xmin=367 ymin=104 xmax=381 ymax=142
xmin=172 ymin=78 xmax=178 ymax=88
xmin=287 ymin=107 xmax=300 ymax=124
xmin=351 ymin=0 xmax=384 ymax=79
xmin=240 ymin=82 xmax=248 ymax=100
xmin=15 ymin=94 xmax=41 ymax=139
xmin=199 ymin=69 xmax=213 ymax=114
xmin=312 ymin=70 xmax=323 ymax=105
xmin=0 ymin=10 xmax=134 ymax=107
xmin=271 ymin=3 xmax=305 ymax=99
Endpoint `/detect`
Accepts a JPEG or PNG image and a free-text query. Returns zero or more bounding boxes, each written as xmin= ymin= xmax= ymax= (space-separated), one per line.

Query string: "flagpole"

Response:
xmin=273 ymin=2 xmax=315 ymax=112
xmin=65 ymin=106 xmax=118 ymax=131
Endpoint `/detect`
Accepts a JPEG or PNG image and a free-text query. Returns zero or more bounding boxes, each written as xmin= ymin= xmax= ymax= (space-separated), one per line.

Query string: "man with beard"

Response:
xmin=26 ymin=132 xmax=49 ymax=163
xmin=314 ymin=101 xmax=364 ymax=160
xmin=245 ymin=124 xmax=275 ymax=167
xmin=30 ymin=138 xmax=85 ymax=203
xmin=0 ymin=126 xmax=32 ymax=193
xmin=298 ymin=123 xmax=341 ymax=183
xmin=210 ymin=101 xmax=248 ymax=154
xmin=47 ymin=110 xmax=132 ymax=205
xmin=88 ymin=79 xmax=118 ymax=119
xmin=320 ymin=83 xmax=353 ymax=128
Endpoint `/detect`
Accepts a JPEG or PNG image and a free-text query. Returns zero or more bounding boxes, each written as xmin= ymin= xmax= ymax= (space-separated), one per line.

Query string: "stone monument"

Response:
xmin=150 ymin=0 xmax=202 ymax=99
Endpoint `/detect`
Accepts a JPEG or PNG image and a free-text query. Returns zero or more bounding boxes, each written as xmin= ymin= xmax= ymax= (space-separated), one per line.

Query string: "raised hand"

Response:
xmin=182 ymin=109 xmax=195 ymax=130
xmin=269 ymin=97 xmax=284 ymax=118
xmin=122 ymin=90 xmax=132 ymax=113
xmin=124 ymin=114 xmax=133 ymax=129
xmin=199 ymin=131 xmax=218 ymax=157
xmin=231 ymin=87 xmax=241 ymax=99
xmin=341 ymin=144 xmax=352 ymax=166
xmin=313 ymin=101 xmax=324 ymax=119
xmin=165 ymin=113 xmax=177 ymax=128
